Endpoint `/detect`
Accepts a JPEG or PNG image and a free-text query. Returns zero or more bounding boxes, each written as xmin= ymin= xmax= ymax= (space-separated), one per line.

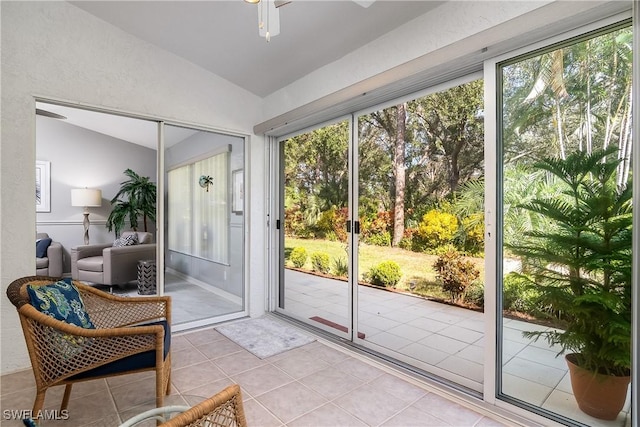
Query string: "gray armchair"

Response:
xmin=71 ymin=231 xmax=156 ymax=287
xmin=36 ymin=232 xmax=63 ymax=277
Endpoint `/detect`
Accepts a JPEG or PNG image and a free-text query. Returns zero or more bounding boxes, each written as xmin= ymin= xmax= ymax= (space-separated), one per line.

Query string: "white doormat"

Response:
xmin=215 ymin=316 xmax=316 ymax=359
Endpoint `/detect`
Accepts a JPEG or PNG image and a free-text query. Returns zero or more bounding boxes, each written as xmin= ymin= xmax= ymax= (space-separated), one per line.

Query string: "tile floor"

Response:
xmin=283 ymin=270 xmax=632 ymax=427
xmin=1 ymin=321 xmax=516 ymax=427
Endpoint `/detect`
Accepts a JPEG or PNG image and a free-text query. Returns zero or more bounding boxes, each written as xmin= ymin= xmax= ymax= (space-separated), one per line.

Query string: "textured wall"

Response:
xmin=0 ymin=1 xmax=262 ymax=373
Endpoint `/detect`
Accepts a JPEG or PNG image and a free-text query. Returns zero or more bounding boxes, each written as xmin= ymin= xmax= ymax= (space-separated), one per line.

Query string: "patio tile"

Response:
xmin=502 ymin=356 xmax=565 ymax=388
xmin=439 ymin=325 xmax=483 ymax=344
xmin=437 ymin=355 xmax=484 ymax=383
xmin=501 ymin=373 xmax=552 ymax=406
xmin=385 ymin=323 xmax=433 ymax=342
xmin=406 ymin=317 xmax=449 ymax=333
xmin=455 ymin=343 xmax=484 ymax=363
xmin=367 ymin=331 xmax=414 ymax=351
xmin=418 ymin=333 xmax=469 ymax=355
xmin=423 ymin=310 xmax=468 ymax=325
xmin=401 ymin=342 xmax=449 ymax=365
xmin=516 ymin=344 xmax=568 ymax=371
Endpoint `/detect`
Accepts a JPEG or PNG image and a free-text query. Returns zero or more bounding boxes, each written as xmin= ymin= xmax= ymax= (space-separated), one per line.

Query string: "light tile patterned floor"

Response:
xmin=0 ymin=323 xmax=513 ymax=427
xmin=283 ymin=270 xmax=632 ymax=427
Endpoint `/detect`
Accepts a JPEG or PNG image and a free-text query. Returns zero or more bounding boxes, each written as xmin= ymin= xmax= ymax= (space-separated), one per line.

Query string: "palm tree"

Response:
xmin=106 ymin=169 xmax=156 ymax=236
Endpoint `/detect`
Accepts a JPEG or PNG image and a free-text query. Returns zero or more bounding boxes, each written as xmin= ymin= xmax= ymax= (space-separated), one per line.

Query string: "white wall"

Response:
xmin=1 ymin=1 xmax=263 ymax=373
xmin=261 ymin=1 xmax=620 ymax=122
xmin=37 ymin=116 xmax=158 ymax=273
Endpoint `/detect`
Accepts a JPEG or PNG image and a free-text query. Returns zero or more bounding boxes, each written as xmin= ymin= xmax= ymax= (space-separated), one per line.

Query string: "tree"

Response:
xmin=106 ymin=169 xmax=157 ymax=236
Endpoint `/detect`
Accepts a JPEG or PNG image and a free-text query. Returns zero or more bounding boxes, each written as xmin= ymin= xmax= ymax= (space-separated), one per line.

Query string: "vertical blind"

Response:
xmin=168 ymin=152 xmax=229 ymax=264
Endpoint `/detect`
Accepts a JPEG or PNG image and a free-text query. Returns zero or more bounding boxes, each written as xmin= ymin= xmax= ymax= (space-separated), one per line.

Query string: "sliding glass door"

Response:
xmin=496 ymin=23 xmax=633 ymax=425
xmin=164 ymin=124 xmax=246 ymax=327
xmin=277 ymin=119 xmax=352 ymax=339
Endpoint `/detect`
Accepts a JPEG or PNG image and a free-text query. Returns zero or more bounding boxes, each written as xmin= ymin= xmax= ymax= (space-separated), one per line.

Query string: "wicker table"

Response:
xmin=137 ymin=259 xmax=157 ymax=295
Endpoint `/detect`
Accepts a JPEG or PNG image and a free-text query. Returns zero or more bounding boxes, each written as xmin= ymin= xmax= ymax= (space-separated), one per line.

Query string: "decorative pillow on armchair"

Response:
xmin=113 ymin=233 xmax=139 ymax=247
xmin=36 ymin=238 xmax=52 ymax=258
xmin=27 ymin=279 xmax=95 ymax=329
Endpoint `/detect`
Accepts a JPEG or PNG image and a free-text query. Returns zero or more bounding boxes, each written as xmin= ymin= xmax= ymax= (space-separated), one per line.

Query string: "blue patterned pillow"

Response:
xmin=36 ymin=238 xmax=52 ymax=258
xmin=27 ymin=279 xmax=95 ymax=329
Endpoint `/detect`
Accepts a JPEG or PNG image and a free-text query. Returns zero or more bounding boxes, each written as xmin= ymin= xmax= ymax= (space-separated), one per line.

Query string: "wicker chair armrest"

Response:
xmin=19 ymin=305 xmax=166 ymax=338
xmin=75 ymin=282 xmax=171 ymax=328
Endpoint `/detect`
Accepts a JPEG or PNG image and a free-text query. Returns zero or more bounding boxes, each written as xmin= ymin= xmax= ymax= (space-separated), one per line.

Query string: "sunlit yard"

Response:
xmin=285 ymin=237 xmax=484 ymax=302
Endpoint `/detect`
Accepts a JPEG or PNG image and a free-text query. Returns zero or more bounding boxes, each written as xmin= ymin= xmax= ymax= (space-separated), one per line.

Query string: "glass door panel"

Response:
xmin=164 ymin=124 xmax=245 ymax=326
xmin=498 ymin=24 xmax=632 ymax=425
xmin=278 ymin=120 xmax=351 ymax=339
xmin=355 ymin=80 xmax=485 ymax=393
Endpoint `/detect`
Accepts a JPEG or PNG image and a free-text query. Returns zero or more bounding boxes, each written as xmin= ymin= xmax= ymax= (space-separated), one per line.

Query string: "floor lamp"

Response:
xmin=71 ymin=188 xmax=102 ymax=245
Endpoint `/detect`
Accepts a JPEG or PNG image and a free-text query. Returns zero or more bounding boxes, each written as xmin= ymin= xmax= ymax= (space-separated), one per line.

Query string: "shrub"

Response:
xmin=503 ymin=272 xmax=539 ymax=315
xmin=367 ymin=261 xmax=402 ymax=287
xmin=460 ymin=213 xmax=485 ymax=254
xmin=414 ymin=209 xmax=458 ymax=251
xmin=364 ymin=231 xmax=391 ymax=246
xmin=290 ymin=247 xmax=308 ymax=268
xmin=464 ymin=282 xmax=484 ymax=308
xmin=433 ymin=249 xmax=480 ymax=303
xmin=311 ymin=252 xmax=330 ymax=274
xmin=332 ymin=257 xmax=349 ymax=277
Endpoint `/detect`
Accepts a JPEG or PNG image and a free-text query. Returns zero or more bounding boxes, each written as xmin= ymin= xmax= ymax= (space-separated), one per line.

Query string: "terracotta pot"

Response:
xmin=565 ymin=353 xmax=630 ymax=420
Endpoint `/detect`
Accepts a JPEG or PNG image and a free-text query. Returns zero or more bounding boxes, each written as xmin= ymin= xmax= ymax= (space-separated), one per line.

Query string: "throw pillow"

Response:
xmin=27 ymin=279 xmax=95 ymax=329
xmin=36 ymin=238 xmax=52 ymax=258
xmin=113 ymin=233 xmax=139 ymax=247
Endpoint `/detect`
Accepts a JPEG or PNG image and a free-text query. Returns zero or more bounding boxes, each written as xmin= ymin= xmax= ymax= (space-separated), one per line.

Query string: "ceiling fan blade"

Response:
xmin=353 ymin=0 xmax=375 ymax=7
xmin=258 ymin=0 xmax=280 ymax=39
xmin=274 ymin=0 xmax=291 ymax=7
xmin=36 ymin=109 xmax=67 ymax=120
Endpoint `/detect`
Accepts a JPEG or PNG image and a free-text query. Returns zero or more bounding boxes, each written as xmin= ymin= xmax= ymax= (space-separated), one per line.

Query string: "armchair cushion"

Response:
xmin=70 ymin=320 xmax=170 ymax=380
xmin=76 ymin=256 xmax=105 ymax=273
xmin=27 ymin=279 xmax=95 ymax=329
xmin=36 ymin=238 xmax=52 ymax=258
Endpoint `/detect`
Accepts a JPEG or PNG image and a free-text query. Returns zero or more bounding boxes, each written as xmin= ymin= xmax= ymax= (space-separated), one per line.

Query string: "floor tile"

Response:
xmin=288 ymin=402 xmax=368 ymax=427
xmin=255 ymin=382 xmax=327 ymax=424
xmin=230 ymin=364 xmax=294 ymax=397
xmin=299 ymin=367 xmax=364 ymax=399
xmin=333 ymin=383 xmax=408 ymax=426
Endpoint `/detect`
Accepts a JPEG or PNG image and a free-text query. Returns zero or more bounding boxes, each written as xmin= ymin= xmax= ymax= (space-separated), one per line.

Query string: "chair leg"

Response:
xmin=32 ymin=390 xmax=46 ymax=416
xmin=60 ymin=384 xmax=73 ymax=411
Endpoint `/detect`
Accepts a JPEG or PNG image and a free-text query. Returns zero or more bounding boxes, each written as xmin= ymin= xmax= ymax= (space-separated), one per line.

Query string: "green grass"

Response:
xmin=284 ymin=237 xmax=484 ymax=300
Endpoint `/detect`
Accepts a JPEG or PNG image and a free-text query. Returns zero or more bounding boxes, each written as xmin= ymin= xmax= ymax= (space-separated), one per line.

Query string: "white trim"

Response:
xmin=483 ymin=56 xmax=498 ymax=406
xmin=631 ymin=2 xmax=639 ymax=426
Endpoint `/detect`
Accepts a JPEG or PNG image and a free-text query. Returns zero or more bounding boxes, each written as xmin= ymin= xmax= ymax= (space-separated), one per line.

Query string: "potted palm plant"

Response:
xmin=508 ymin=147 xmax=632 ymax=420
xmin=106 ymin=169 xmax=157 ymax=236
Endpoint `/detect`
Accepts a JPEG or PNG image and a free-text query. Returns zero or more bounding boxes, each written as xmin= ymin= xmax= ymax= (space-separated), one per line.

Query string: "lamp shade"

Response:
xmin=71 ymin=188 xmax=102 ymax=207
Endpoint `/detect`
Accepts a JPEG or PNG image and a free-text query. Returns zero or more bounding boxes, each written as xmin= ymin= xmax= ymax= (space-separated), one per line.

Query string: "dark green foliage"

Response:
xmin=463 ymin=283 xmax=484 ymax=308
xmin=332 ymin=257 xmax=348 ymax=277
xmin=502 ymin=272 xmax=540 ymax=314
xmin=289 ymin=247 xmax=308 ymax=268
xmin=106 ymin=169 xmax=156 ymax=236
xmin=367 ymin=261 xmax=402 ymax=287
xmin=433 ymin=249 xmax=480 ymax=304
xmin=311 ymin=252 xmax=331 ymax=274
xmin=507 ymin=147 xmax=632 ymax=376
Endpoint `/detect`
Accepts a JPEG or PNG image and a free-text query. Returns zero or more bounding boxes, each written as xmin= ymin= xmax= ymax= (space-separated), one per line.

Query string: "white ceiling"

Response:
xmin=70 ymin=0 xmax=443 ymax=98
xmin=38 ymin=1 xmax=443 ymax=146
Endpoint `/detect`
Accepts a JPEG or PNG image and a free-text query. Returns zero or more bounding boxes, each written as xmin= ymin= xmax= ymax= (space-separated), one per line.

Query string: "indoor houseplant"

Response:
xmin=508 ymin=147 xmax=632 ymax=420
xmin=106 ymin=168 xmax=157 ymax=236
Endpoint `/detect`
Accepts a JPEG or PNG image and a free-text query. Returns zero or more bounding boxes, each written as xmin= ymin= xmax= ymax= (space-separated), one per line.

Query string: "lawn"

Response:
xmin=285 ymin=237 xmax=485 ymax=301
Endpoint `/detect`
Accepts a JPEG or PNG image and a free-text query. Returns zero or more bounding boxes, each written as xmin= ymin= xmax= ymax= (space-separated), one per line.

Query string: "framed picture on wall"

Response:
xmin=232 ymin=169 xmax=243 ymax=214
xmin=36 ymin=160 xmax=51 ymax=212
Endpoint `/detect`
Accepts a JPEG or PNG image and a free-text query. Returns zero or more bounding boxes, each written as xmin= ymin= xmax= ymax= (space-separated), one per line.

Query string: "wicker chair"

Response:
xmin=6 ymin=276 xmax=172 ymax=418
xmin=159 ymin=384 xmax=247 ymax=427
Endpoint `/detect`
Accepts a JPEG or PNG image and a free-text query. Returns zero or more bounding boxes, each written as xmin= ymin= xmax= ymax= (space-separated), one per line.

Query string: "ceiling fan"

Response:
xmin=246 ymin=0 xmax=375 ymax=42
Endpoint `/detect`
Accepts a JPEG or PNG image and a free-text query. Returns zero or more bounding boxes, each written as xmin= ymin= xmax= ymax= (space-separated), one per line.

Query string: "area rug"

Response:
xmin=215 ymin=316 xmax=316 ymax=359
